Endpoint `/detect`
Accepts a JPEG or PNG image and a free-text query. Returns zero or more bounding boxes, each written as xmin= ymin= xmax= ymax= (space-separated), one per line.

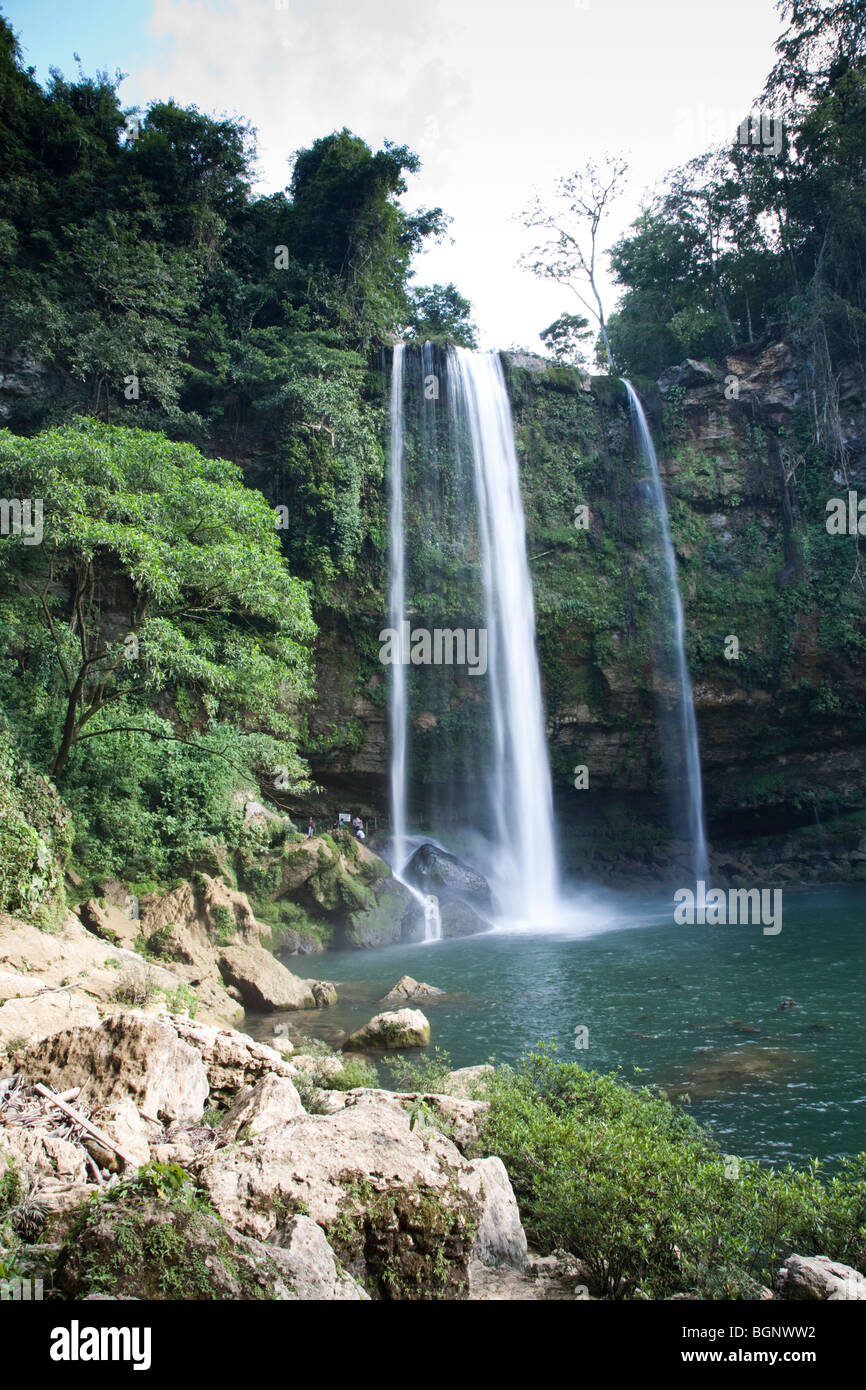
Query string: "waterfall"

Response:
xmin=387 ymin=344 xmax=442 ymax=941
xmin=448 ymin=348 xmax=560 ymax=920
xmin=622 ymin=379 xmax=709 ymax=881
xmin=387 ymin=343 xmax=409 ymax=876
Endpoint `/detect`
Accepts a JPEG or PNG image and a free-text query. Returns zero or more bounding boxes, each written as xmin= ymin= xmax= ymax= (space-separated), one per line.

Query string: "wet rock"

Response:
xmin=343 ymin=1008 xmax=430 ymax=1051
xmin=312 ymin=981 xmax=338 ymax=1008
xmin=345 ymin=877 xmax=422 ymax=948
xmin=403 ymin=843 xmax=493 ymax=910
xmin=439 ymin=901 xmax=490 ymax=938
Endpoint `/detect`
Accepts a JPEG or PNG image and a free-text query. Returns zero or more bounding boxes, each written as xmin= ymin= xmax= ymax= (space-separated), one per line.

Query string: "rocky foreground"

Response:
xmin=1 ymin=899 xmax=863 ymax=1301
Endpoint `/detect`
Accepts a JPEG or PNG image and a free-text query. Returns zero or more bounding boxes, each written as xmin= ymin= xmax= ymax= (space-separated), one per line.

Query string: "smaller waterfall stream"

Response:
xmin=622 ymin=379 xmax=708 ymax=882
xmin=387 ymin=344 xmax=442 ymax=941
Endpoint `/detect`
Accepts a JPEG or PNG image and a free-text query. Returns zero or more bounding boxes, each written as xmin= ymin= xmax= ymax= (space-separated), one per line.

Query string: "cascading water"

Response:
xmin=622 ymin=379 xmax=709 ymax=882
xmin=448 ymin=348 xmax=560 ymax=921
xmin=387 ymin=344 xmax=441 ymax=941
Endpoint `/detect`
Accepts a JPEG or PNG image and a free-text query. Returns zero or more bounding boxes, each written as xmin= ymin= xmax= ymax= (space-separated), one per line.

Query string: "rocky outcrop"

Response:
xmin=57 ymin=1194 xmax=366 ymax=1301
xmin=169 ymin=1017 xmax=296 ymax=1106
xmin=344 ymin=1008 xmax=430 ymax=1051
xmin=217 ymin=942 xmax=316 ymax=1011
xmin=16 ymin=1014 xmax=209 ymax=1124
xmin=195 ymin=1086 xmax=527 ymax=1298
xmin=470 ymin=1156 xmax=528 ymax=1271
xmin=268 ymin=1214 xmax=369 ymax=1300
xmin=774 ymin=1254 xmax=866 ymax=1300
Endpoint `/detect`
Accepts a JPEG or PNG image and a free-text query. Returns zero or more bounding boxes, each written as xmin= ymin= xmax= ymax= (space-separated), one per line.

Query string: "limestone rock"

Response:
xmin=196 ymin=1087 xmax=490 ymax=1297
xmin=774 ymin=1254 xmax=866 ymax=1300
xmin=267 ymin=1215 xmax=368 ymax=1300
xmin=440 ymin=1065 xmax=494 ymax=1099
xmin=217 ymin=1074 xmax=305 ymax=1143
xmin=169 ymin=1016 xmax=296 ymax=1106
xmin=218 ymin=942 xmax=317 ymax=1011
xmin=343 ymin=1008 xmax=430 ymax=1051
xmin=17 ymin=1014 xmax=209 ymax=1124
xmin=58 ymin=1196 xmax=341 ymax=1301
xmin=382 ymin=975 xmax=444 ymax=1003
xmin=312 ymin=980 xmax=338 ymax=1007
xmin=0 ymin=988 xmax=101 ymax=1051
xmin=470 ymin=1156 xmax=528 ymax=1270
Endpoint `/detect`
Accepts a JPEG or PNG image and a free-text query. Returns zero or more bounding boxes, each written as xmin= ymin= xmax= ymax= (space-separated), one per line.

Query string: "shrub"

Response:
xmin=382 ymin=1047 xmax=453 ymax=1094
xmin=479 ymin=1047 xmax=866 ymax=1299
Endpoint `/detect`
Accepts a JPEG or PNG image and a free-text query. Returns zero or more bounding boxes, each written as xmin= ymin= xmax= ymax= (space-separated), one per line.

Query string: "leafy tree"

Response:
xmin=539 ymin=311 xmax=593 ymax=365
xmin=402 ymin=283 xmax=478 ymax=347
xmin=0 ymin=418 xmax=315 ymax=786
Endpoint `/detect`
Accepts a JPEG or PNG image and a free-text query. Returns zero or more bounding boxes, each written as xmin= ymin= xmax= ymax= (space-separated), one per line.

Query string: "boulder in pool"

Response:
xmin=403 ymin=843 xmax=492 ymax=910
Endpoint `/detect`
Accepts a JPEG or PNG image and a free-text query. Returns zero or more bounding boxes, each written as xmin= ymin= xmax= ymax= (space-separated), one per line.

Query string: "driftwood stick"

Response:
xmin=34 ymin=1084 xmax=139 ymax=1168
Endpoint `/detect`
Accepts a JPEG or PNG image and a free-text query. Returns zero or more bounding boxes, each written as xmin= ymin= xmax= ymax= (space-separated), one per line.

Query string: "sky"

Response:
xmin=3 ymin=0 xmax=785 ymax=350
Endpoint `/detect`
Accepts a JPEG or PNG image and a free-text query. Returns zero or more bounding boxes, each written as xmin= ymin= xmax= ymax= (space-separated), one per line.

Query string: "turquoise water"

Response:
xmin=263 ymin=883 xmax=865 ymax=1167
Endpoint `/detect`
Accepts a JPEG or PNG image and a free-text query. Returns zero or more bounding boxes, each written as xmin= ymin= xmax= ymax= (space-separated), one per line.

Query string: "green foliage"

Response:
xmin=0 ymin=726 xmax=69 ymax=928
xmin=383 ymin=1046 xmax=453 ymax=1092
xmin=326 ymin=1056 xmax=378 ymax=1090
xmin=480 ymin=1047 xmax=866 ymax=1299
xmin=402 ymin=283 xmax=478 ymax=347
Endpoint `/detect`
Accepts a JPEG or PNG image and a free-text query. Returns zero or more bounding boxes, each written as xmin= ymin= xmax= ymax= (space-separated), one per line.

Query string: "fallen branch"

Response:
xmin=34 ymin=1083 xmax=139 ymax=1169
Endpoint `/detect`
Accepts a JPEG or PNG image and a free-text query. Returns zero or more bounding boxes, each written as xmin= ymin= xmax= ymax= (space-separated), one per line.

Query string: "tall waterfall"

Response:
xmin=449 ymin=348 xmax=560 ymax=920
xmin=622 ymin=379 xmax=708 ymax=881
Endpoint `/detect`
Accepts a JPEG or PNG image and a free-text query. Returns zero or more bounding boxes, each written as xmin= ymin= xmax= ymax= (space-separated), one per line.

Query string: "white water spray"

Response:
xmin=449 ymin=348 xmax=560 ymax=920
xmin=622 ymin=379 xmax=708 ymax=881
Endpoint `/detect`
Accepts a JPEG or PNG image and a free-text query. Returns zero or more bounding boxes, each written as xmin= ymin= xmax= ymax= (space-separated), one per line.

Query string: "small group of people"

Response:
xmin=307 ymin=813 xmax=366 ymax=841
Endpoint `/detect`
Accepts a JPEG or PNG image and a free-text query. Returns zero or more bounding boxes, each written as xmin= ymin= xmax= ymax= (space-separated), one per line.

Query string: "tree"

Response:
xmin=402 ymin=282 xmax=478 ymax=346
xmin=538 ymin=311 xmax=593 ymax=365
xmin=520 ymin=156 xmax=629 ymax=371
xmin=0 ymin=419 xmax=316 ymax=785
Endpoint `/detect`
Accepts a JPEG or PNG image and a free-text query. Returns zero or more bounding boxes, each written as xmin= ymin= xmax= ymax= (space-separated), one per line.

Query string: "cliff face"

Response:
xmin=308 ymin=345 xmax=866 ymax=883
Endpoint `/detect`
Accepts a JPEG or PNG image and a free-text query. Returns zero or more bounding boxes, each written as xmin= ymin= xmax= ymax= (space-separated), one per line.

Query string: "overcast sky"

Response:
xmin=5 ymin=0 xmax=784 ymax=350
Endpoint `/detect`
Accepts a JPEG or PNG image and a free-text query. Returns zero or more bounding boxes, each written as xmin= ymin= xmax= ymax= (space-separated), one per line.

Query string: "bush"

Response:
xmin=382 ymin=1047 xmax=453 ymax=1093
xmin=478 ymin=1046 xmax=866 ymax=1299
xmin=0 ymin=728 xmax=70 ymax=930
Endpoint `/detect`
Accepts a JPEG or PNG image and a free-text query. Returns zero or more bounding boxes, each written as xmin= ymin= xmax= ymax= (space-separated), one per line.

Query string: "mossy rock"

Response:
xmin=344 ymin=878 xmax=421 ymax=948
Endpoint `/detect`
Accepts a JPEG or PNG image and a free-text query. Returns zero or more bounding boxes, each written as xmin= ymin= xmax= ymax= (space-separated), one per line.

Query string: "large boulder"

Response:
xmin=774 ymin=1254 xmax=866 ymax=1300
xmin=16 ymin=1014 xmax=209 ymax=1124
xmin=217 ymin=942 xmax=317 ymax=1011
xmin=470 ymin=1156 xmax=528 ymax=1270
xmin=343 ymin=1009 xmax=430 ymax=1051
xmin=169 ymin=1017 xmax=296 ymax=1106
xmin=657 ymin=359 xmax=718 ymax=394
xmin=344 ymin=877 xmax=422 ymax=948
xmin=403 ymin=843 xmax=492 ymax=912
xmin=0 ymin=987 xmax=101 ymax=1051
xmin=196 ymin=1088 xmax=519 ymax=1298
